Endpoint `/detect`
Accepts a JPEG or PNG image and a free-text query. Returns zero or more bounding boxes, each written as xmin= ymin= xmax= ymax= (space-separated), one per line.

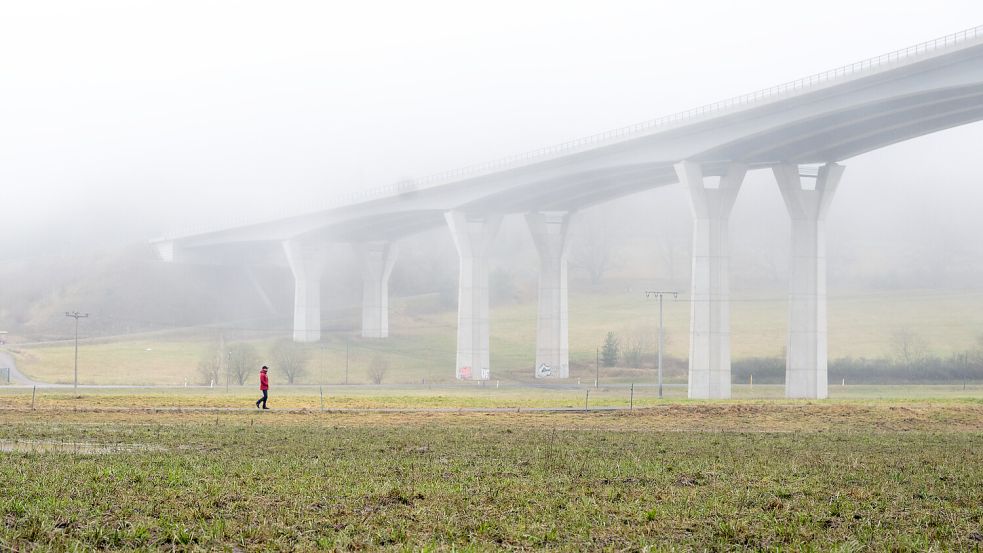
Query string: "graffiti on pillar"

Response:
xmin=458 ymin=366 xmax=471 ymax=380
xmin=537 ymin=363 xmax=552 ymax=378
xmin=480 ymin=367 xmax=490 ymax=380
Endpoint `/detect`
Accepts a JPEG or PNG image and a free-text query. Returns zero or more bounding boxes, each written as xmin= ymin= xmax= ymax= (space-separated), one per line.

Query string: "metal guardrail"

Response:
xmin=160 ymin=25 xmax=983 ymax=241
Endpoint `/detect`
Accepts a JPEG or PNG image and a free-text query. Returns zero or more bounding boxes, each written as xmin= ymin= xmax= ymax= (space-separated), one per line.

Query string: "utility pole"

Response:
xmin=595 ymin=347 xmax=599 ymax=388
xmin=345 ymin=340 xmax=350 ymax=385
xmin=426 ymin=345 xmax=432 ymax=388
xmin=64 ymin=312 xmax=89 ymax=396
xmin=644 ymin=291 xmax=677 ymax=399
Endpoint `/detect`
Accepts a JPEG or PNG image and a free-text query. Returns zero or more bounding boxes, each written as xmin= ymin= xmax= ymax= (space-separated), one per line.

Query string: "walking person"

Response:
xmin=255 ymin=365 xmax=270 ymax=409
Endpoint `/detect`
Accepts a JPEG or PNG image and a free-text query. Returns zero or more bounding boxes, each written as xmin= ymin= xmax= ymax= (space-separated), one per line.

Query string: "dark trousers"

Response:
xmin=257 ymin=389 xmax=268 ymax=408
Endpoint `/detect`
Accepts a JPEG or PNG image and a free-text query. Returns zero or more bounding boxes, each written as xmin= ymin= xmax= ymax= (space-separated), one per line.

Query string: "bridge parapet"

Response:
xmin=156 ymin=26 xmax=983 ymax=243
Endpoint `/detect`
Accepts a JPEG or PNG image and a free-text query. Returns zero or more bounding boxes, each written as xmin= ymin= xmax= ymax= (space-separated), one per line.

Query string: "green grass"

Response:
xmin=7 ymin=287 xmax=983 ymax=386
xmin=0 ymin=401 xmax=981 ymax=550
xmin=1 ymin=384 xmax=982 ymax=411
xmin=6 ymin=338 xmax=206 ymax=386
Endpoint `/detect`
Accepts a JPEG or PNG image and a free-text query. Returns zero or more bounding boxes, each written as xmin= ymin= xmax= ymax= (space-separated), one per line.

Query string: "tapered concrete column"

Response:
xmin=674 ymin=161 xmax=747 ymax=399
xmin=356 ymin=241 xmax=398 ymax=338
xmin=283 ymin=239 xmax=328 ymax=343
xmin=526 ymin=211 xmax=576 ymax=379
xmin=773 ymin=163 xmax=844 ymax=399
xmin=445 ymin=211 xmax=502 ymax=381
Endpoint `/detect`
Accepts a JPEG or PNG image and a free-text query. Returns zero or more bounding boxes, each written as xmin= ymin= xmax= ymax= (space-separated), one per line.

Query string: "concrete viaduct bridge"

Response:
xmin=153 ymin=26 xmax=983 ymax=399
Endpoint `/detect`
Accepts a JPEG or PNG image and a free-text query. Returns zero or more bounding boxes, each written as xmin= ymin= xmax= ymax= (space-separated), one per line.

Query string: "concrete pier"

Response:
xmin=283 ymin=239 xmax=328 ymax=343
xmin=773 ymin=163 xmax=844 ymax=399
xmin=445 ymin=211 xmax=502 ymax=380
xmin=357 ymin=241 xmax=398 ymax=338
xmin=526 ymin=211 xmax=576 ymax=378
xmin=674 ymin=161 xmax=747 ymax=399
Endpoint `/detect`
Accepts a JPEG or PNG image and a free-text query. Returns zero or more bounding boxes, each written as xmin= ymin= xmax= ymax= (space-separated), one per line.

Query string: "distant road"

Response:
xmin=0 ymin=350 xmax=47 ymax=386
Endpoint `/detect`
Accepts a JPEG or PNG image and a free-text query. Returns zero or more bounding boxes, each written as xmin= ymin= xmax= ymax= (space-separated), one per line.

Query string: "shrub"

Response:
xmin=730 ymin=355 xmax=983 ymax=384
xmin=367 ymin=355 xmax=389 ymax=385
xmin=269 ymin=339 xmax=310 ymax=385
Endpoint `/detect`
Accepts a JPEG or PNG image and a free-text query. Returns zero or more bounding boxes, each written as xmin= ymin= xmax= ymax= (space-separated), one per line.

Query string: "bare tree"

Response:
xmin=367 ymin=354 xmax=389 ymax=385
xmin=228 ymin=343 xmax=259 ymax=386
xmin=622 ymin=327 xmax=656 ymax=368
xmin=972 ymin=333 xmax=983 ymax=366
xmin=649 ymin=198 xmax=692 ymax=285
xmin=890 ymin=327 xmax=927 ymax=368
xmin=570 ymin=213 xmax=620 ymax=285
xmin=269 ymin=339 xmax=309 ymax=384
xmin=747 ymin=245 xmax=786 ymax=286
xmin=621 ymin=335 xmax=644 ymax=368
xmin=658 ymin=239 xmax=684 ymax=285
xmin=196 ymin=344 xmax=221 ymax=386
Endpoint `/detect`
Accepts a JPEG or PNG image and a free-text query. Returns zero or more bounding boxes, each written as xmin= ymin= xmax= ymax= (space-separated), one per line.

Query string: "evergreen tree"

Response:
xmin=601 ymin=332 xmax=619 ymax=367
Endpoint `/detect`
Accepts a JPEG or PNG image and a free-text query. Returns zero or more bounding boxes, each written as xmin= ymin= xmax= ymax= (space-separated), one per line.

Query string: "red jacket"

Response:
xmin=259 ymin=371 xmax=269 ymax=391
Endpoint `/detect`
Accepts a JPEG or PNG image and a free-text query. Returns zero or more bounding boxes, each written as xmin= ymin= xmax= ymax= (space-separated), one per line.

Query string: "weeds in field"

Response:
xmin=0 ymin=406 xmax=980 ymax=550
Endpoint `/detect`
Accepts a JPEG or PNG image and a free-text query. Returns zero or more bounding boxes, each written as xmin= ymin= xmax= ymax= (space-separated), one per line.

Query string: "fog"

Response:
xmin=4 ymin=6 xmax=983 ymax=544
xmin=3 ymin=1 xmax=983 ymax=258
xmin=2 ymin=1 xmax=983 ymax=355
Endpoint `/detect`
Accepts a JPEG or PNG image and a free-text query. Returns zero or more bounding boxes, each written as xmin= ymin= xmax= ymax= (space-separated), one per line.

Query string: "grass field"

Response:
xmin=1 ymin=398 xmax=981 ymax=550
xmin=6 ymin=287 xmax=983 ymax=386
xmin=1 ymin=383 xmax=982 ymax=410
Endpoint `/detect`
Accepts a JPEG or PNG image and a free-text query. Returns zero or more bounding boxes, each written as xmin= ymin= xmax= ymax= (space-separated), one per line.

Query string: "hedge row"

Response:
xmin=731 ymin=356 xmax=983 ymax=384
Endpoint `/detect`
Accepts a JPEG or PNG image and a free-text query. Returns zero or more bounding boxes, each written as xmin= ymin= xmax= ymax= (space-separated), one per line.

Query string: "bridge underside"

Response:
xmin=698 ymin=86 xmax=983 ymax=163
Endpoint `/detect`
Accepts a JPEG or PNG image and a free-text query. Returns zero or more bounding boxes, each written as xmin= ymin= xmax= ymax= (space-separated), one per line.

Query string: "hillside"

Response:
xmin=3 ymin=189 xmax=983 ymax=385
xmin=6 ymin=283 xmax=983 ymax=386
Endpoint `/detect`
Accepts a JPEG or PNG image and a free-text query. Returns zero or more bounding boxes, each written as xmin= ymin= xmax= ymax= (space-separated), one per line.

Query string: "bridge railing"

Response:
xmin=159 ymin=25 xmax=983 ymax=241
xmin=398 ymin=25 xmax=982 ymax=191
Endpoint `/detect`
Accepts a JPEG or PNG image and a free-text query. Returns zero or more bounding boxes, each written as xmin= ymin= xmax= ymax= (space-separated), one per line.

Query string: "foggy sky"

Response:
xmin=2 ymin=1 xmax=983 ymax=260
